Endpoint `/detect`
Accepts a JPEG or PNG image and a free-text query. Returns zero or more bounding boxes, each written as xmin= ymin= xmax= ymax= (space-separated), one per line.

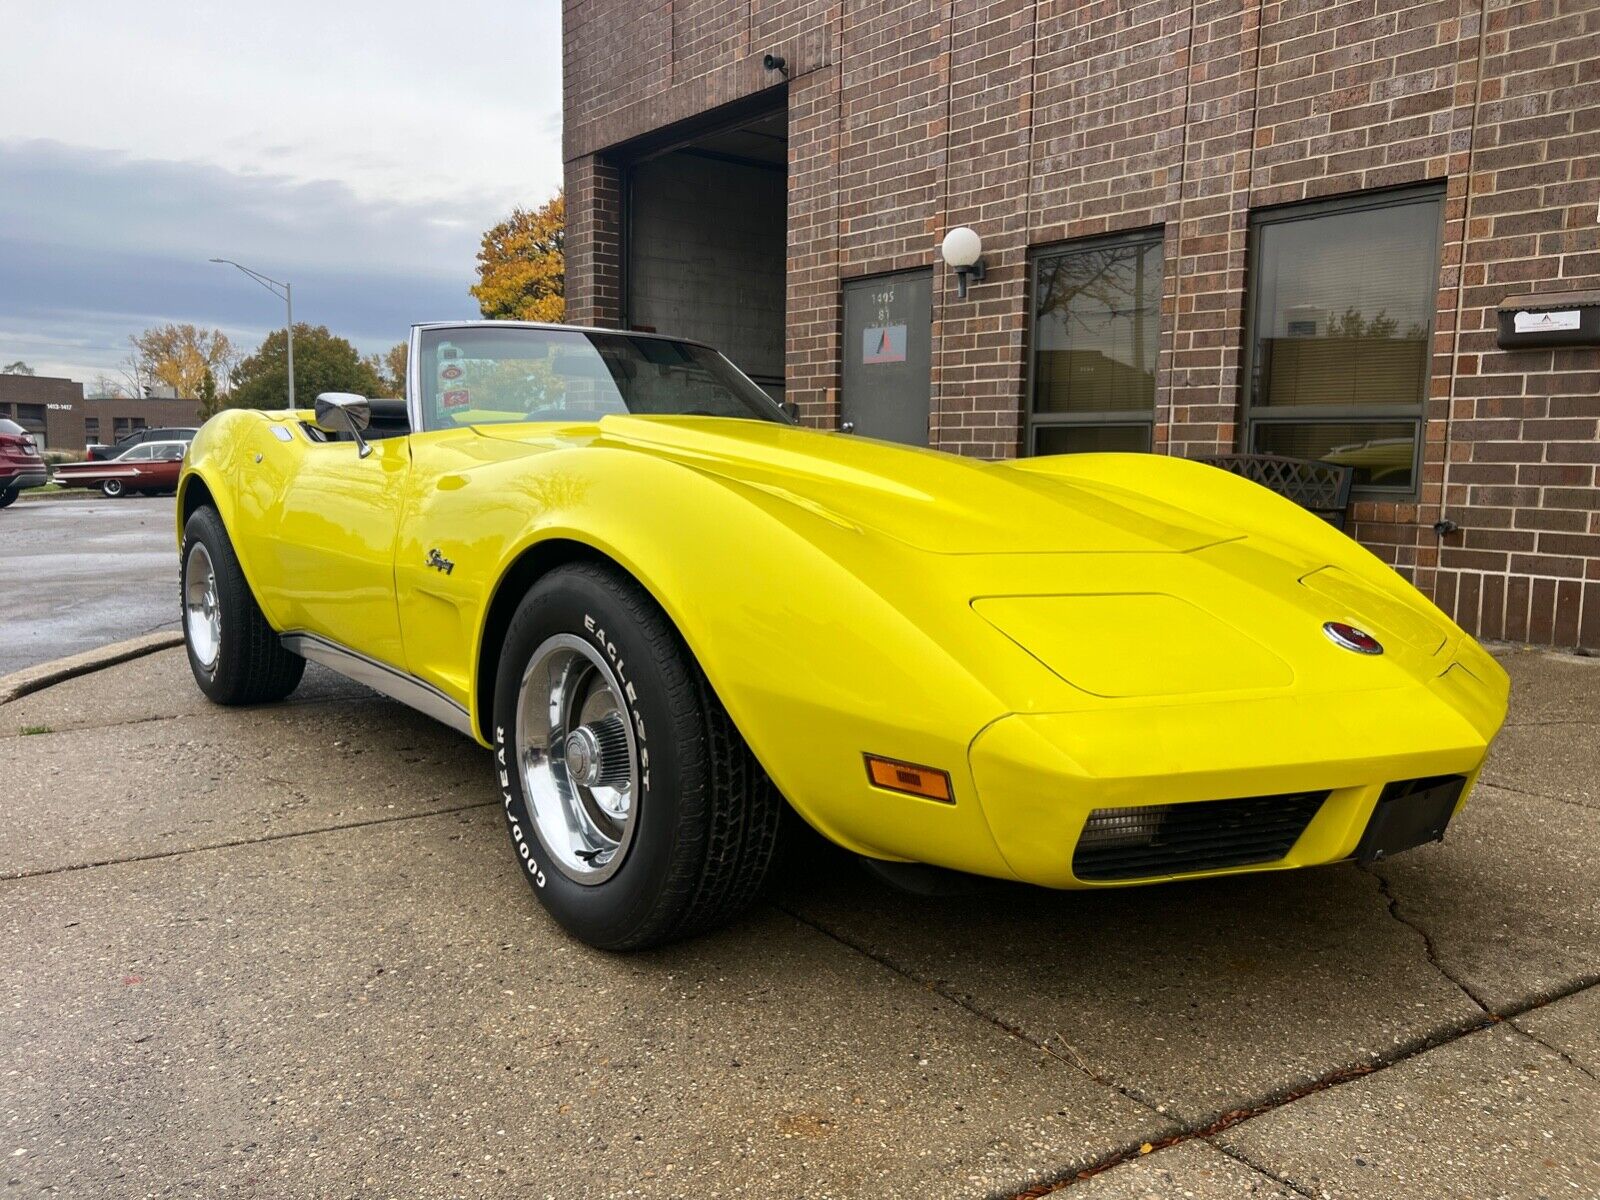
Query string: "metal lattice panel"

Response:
xmin=1198 ymin=454 xmax=1354 ymax=529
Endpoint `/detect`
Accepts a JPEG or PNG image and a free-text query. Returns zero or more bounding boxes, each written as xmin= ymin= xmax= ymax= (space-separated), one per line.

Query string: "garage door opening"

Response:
xmin=622 ymin=105 xmax=787 ymax=402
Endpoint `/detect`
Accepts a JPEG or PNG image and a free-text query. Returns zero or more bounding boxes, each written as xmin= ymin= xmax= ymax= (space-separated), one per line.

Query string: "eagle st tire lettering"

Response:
xmin=585 ymin=611 xmax=650 ymax=792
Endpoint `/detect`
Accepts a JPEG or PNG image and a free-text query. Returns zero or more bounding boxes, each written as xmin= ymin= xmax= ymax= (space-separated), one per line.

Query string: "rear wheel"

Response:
xmin=101 ymin=478 xmax=124 ymax=498
xmin=493 ymin=562 xmax=787 ymax=950
xmin=181 ymin=506 xmax=305 ymax=704
xmin=0 ymin=486 xmax=17 ymax=509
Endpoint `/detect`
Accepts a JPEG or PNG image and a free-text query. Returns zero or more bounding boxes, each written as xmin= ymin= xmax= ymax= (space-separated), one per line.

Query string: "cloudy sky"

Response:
xmin=0 ymin=1 xmax=563 ymax=385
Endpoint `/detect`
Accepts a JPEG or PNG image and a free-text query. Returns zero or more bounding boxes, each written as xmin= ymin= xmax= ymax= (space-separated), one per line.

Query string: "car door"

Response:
xmin=388 ymin=322 xmax=579 ymax=709
xmin=113 ymin=443 xmax=157 ymax=484
xmin=149 ymin=444 xmax=185 ymax=491
xmin=234 ymin=419 xmax=411 ymax=669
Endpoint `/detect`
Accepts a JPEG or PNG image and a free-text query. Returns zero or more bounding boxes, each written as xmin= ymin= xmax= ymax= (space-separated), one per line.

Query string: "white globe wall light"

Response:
xmin=940 ymin=226 xmax=986 ymax=298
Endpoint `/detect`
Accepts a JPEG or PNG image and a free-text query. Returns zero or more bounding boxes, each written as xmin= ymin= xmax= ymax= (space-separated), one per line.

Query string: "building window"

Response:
xmin=1244 ymin=187 xmax=1443 ymax=494
xmin=14 ymin=404 xmax=46 ymax=437
xmin=1028 ymin=230 xmax=1163 ymax=455
xmin=84 ymin=418 xmax=99 ymax=444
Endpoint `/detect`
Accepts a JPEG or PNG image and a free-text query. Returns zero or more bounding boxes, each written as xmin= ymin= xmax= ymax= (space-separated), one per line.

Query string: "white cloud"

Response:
xmin=0 ymin=0 xmax=563 ymax=380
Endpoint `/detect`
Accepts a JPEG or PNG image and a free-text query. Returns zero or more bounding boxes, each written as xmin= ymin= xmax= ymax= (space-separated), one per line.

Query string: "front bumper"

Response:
xmin=966 ymin=665 xmax=1504 ymax=889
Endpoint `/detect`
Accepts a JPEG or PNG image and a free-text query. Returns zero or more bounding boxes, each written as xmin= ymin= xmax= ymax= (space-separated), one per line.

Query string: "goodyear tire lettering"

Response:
xmin=495 ymin=723 xmax=545 ymax=888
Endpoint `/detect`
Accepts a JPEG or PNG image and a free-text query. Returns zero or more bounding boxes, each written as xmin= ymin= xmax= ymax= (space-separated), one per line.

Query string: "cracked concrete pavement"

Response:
xmin=2 ymin=645 xmax=1596 ymax=1197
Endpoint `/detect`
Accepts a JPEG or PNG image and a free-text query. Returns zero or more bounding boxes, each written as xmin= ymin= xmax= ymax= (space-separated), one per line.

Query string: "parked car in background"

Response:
xmin=53 ymin=439 xmax=188 ymax=497
xmin=85 ymin=426 xmax=199 ymax=461
xmin=0 ymin=418 xmax=49 ymax=508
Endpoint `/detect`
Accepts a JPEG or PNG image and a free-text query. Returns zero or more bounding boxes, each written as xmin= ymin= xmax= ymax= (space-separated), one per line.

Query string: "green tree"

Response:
xmin=471 ymin=192 xmax=564 ymax=322
xmin=198 ymin=368 xmax=221 ymax=419
xmin=230 ymin=324 xmax=383 ymax=410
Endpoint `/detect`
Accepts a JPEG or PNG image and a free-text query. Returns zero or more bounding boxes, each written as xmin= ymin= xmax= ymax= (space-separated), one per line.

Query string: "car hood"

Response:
xmin=481 ymin=416 xmax=1239 ymax=554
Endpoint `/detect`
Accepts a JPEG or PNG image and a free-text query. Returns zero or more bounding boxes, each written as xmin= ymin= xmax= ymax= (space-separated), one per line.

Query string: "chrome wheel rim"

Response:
xmin=103 ymin=479 xmax=122 ymax=497
xmin=184 ymin=541 xmax=221 ymax=670
xmin=514 ymin=634 xmax=640 ymax=885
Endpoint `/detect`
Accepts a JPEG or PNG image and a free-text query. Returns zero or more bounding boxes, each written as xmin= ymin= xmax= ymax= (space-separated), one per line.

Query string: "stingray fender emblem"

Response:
xmin=425 ymin=548 xmax=455 ymax=576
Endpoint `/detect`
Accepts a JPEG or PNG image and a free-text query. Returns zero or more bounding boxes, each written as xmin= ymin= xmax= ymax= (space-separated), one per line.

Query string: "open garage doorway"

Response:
xmin=621 ymin=104 xmax=787 ymax=402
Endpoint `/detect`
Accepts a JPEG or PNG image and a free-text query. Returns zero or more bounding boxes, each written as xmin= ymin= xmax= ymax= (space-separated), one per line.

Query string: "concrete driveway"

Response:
xmin=0 ymin=495 xmax=178 ymax=675
xmin=2 ymin=645 xmax=1596 ymax=1198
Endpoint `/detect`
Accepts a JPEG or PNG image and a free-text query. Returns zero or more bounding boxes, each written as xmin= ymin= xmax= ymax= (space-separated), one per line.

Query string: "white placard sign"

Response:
xmin=1513 ymin=309 xmax=1580 ymax=334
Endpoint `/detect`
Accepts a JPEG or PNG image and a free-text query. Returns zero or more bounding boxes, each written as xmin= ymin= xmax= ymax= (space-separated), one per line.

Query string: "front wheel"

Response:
xmin=101 ymin=478 xmax=124 ymax=498
xmin=493 ymin=562 xmax=787 ymax=950
xmin=181 ymin=506 xmax=305 ymax=704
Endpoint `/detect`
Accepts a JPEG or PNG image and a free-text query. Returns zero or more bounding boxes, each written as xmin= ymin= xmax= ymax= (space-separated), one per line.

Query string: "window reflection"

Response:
xmin=1245 ymin=190 xmax=1441 ymax=493
xmin=1253 ymin=422 xmax=1416 ymax=489
xmin=1030 ymin=233 xmax=1162 ymax=454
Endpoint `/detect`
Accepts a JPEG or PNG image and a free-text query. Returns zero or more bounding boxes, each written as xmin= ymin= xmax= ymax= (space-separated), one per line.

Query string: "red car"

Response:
xmin=0 ymin=418 xmax=49 ymax=508
xmin=50 ymin=439 xmax=188 ymax=497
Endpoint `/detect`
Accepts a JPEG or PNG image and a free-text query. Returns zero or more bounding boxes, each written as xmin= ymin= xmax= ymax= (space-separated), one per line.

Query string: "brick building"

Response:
xmin=0 ymin=375 xmax=202 ymax=452
xmin=564 ymin=0 xmax=1600 ymax=650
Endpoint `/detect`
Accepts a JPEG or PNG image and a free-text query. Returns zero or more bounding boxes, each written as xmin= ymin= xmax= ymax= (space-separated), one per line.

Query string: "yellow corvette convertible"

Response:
xmin=177 ymin=321 xmax=1508 ymax=949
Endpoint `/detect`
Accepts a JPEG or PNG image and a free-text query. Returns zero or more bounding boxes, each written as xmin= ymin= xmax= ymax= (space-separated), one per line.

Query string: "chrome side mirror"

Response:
xmin=314 ymin=392 xmax=373 ymax=458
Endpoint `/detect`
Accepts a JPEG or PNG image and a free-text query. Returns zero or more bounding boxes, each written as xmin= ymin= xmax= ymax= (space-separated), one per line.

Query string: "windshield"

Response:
xmin=415 ymin=326 xmax=789 ymax=432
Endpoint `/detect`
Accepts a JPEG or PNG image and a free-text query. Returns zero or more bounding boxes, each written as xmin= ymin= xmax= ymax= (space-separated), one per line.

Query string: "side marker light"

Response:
xmin=864 ymin=754 xmax=954 ymax=803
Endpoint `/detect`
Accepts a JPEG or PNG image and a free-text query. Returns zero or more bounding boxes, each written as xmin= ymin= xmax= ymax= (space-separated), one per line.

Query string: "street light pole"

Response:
xmin=284 ymin=280 xmax=294 ymax=410
xmin=210 ymin=258 xmax=296 ymax=408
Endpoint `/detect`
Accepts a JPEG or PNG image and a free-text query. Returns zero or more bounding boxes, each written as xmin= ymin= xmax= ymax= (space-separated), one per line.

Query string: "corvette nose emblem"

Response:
xmin=1323 ymin=621 xmax=1382 ymax=655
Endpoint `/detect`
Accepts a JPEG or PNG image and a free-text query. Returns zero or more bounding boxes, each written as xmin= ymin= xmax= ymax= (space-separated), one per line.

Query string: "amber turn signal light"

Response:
xmin=863 ymin=754 xmax=954 ymax=803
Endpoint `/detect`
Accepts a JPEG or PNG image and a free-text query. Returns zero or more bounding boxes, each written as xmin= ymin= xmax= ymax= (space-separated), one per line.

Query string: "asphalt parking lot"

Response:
xmin=0 ymin=495 xmax=179 ymax=675
xmin=2 ymin=640 xmax=1596 ymax=1198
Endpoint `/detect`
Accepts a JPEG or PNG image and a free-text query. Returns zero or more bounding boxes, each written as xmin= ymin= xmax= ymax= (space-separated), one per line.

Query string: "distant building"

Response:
xmin=0 ymin=375 xmax=202 ymax=451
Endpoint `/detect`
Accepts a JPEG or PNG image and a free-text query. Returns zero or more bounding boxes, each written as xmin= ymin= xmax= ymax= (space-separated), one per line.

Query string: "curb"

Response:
xmin=0 ymin=630 xmax=185 ymax=705
xmin=18 ymin=490 xmax=105 ymax=502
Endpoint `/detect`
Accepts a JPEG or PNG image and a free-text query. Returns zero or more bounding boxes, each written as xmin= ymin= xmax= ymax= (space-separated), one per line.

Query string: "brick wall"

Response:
xmin=788 ymin=60 xmax=845 ymax=425
xmin=1427 ymin=0 xmax=1600 ymax=648
xmin=565 ymin=0 xmax=1600 ymax=649
xmin=564 ymin=155 xmax=622 ymax=328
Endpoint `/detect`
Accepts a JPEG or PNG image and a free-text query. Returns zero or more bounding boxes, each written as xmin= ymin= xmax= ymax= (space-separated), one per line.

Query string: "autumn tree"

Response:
xmin=129 ymin=324 xmax=236 ymax=398
xmin=365 ymin=341 xmax=408 ymax=395
xmin=471 ymin=192 xmax=565 ymax=322
xmin=230 ymin=324 xmax=382 ymax=410
xmin=383 ymin=341 xmax=408 ymax=394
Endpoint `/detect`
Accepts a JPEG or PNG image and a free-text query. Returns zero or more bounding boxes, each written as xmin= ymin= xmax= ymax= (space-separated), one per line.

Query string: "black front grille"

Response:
xmin=1072 ymin=790 xmax=1329 ymax=881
